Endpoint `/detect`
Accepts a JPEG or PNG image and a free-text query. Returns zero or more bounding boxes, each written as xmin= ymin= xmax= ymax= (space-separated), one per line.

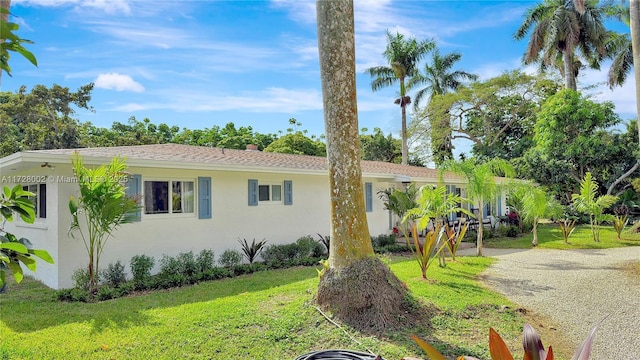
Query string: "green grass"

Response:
xmin=485 ymin=224 xmax=640 ymax=249
xmin=0 ymin=257 xmax=532 ymax=360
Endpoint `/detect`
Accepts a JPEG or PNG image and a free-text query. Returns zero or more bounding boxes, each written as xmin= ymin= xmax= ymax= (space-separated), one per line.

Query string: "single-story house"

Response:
xmin=0 ymin=144 xmax=510 ymax=289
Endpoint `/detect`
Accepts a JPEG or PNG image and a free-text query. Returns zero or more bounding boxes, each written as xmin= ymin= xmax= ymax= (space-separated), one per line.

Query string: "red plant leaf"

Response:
xmin=571 ymin=316 xmax=606 ymax=360
xmin=545 ymin=346 xmax=554 ymax=360
xmin=489 ymin=328 xmax=515 ymax=360
xmin=523 ymin=324 xmax=546 ymax=360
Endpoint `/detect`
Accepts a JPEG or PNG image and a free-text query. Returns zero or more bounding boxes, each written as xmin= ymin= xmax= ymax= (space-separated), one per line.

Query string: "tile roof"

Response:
xmin=23 ymin=143 xmax=459 ymax=180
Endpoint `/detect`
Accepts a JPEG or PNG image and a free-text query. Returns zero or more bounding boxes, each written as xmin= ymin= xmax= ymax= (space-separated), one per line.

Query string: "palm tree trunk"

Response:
xmin=630 ymin=0 xmax=640 ymax=143
xmin=401 ymin=98 xmax=408 ymax=165
xmin=316 ymin=0 xmax=373 ymax=269
xmin=563 ymin=49 xmax=577 ymax=91
xmin=477 ymin=199 xmax=484 ymax=256
xmin=532 ymin=219 xmax=538 ymax=246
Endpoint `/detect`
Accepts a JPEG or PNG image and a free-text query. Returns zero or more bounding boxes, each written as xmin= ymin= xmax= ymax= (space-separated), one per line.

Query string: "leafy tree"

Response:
xmin=263 ymin=132 xmax=326 ymax=156
xmin=68 ymin=154 xmax=140 ymax=292
xmin=514 ymin=0 xmax=609 ymax=91
xmin=367 ymin=30 xmax=434 ymax=165
xmin=571 ymin=172 xmax=618 ymax=242
xmin=441 ymin=158 xmax=514 ymax=256
xmin=0 ymin=84 xmax=94 ymax=156
xmin=513 ymin=183 xmax=559 ymax=246
xmin=526 ymin=89 xmax=637 ymax=198
xmin=407 ymin=48 xmax=477 ymax=163
xmin=0 ymin=2 xmax=37 ymax=81
xmin=359 ymin=127 xmax=401 ymax=163
xmin=1 ymin=185 xmax=54 ymax=290
xmin=418 ymin=70 xmax=558 ymax=164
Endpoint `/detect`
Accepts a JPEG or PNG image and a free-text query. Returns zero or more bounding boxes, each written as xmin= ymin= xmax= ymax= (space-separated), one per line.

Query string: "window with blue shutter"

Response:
xmin=365 ymin=182 xmax=373 ymax=212
xmin=497 ymin=196 xmax=502 ymax=217
xmin=126 ymin=174 xmax=142 ymax=221
xmin=284 ymin=180 xmax=293 ymax=205
xmin=248 ymin=179 xmax=258 ymax=206
xmin=198 ymin=177 xmax=212 ymax=219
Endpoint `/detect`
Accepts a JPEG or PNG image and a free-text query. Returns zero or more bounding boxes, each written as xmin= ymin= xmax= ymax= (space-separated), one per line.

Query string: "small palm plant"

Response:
xmin=612 ymin=205 xmax=629 ymax=241
xmin=237 ymin=238 xmax=267 ymax=264
xmin=571 ymin=173 xmax=618 ymax=242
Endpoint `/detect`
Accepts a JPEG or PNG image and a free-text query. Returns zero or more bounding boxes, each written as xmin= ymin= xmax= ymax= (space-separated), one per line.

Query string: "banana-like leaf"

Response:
xmin=489 ymin=328 xmax=515 ymax=360
xmin=6 ymin=261 xmax=23 ymax=283
xmin=29 ymin=249 xmax=54 ymax=263
xmin=16 ymin=254 xmax=36 ymax=271
xmin=411 ymin=335 xmax=447 ymax=360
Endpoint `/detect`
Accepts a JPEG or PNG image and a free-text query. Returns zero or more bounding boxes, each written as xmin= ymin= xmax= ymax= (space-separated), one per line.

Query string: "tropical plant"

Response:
xmin=514 ymin=0 xmax=609 ymax=91
xmin=0 ymin=185 xmax=53 ymax=290
xmin=606 ymin=3 xmax=633 ymax=89
xmin=571 ymin=172 xmax=618 ymax=242
xmin=237 ymin=238 xmax=267 ymax=264
xmin=400 ymin=222 xmax=445 ymax=279
xmin=366 ymin=30 xmax=435 ymax=164
xmin=316 ymin=233 xmax=330 ymax=254
xmin=0 ymin=4 xmax=38 ymax=80
xmin=412 ymin=320 xmax=602 ymax=360
xmin=559 ymin=219 xmax=578 ymax=244
xmin=612 ymin=214 xmax=629 ymax=240
xmin=68 ymin=154 xmax=140 ymax=292
xmin=517 ymin=184 xmax=559 ymax=246
xmin=441 ymin=158 xmax=514 ymax=256
xmin=442 ymin=222 xmax=469 ymax=263
xmin=130 ymin=254 xmax=154 ymax=287
xmin=378 ymin=184 xmax=419 ymax=234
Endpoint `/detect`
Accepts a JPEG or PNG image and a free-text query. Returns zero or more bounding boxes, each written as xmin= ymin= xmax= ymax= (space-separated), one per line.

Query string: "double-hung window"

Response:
xmin=22 ymin=184 xmax=46 ymax=219
xmin=144 ymin=180 xmax=194 ymax=215
xmin=249 ymin=179 xmax=292 ymax=206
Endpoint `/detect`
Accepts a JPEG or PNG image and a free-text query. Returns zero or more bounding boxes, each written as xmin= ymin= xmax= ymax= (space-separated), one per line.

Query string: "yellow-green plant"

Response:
xmin=68 ymin=154 xmax=140 ymax=292
xmin=571 ymin=173 xmax=618 ymax=242
xmin=443 ymin=222 xmax=469 ymax=263
xmin=400 ymin=222 xmax=445 ymax=279
xmin=412 ymin=320 xmax=602 ymax=360
xmin=612 ymin=214 xmax=628 ymax=240
xmin=559 ymin=219 xmax=577 ymax=244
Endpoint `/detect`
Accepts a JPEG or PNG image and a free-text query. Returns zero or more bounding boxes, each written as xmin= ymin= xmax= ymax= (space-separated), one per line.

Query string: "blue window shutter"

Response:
xmin=497 ymin=196 xmax=502 ymax=217
xmin=126 ymin=174 xmax=142 ymax=222
xmin=248 ymin=179 xmax=258 ymax=206
xmin=452 ymin=185 xmax=457 ymax=220
xmin=365 ymin=182 xmax=373 ymax=212
xmin=198 ymin=177 xmax=212 ymax=219
xmin=284 ymin=180 xmax=293 ymax=205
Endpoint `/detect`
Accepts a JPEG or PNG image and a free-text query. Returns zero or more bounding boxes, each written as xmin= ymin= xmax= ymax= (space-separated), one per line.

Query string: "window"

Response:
xmin=22 ymin=184 xmax=46 ymax=219
xmin=249 ymin=179 xmax=292 ymax=206
xmin=144 ymin=180 xmax=194 ymax=215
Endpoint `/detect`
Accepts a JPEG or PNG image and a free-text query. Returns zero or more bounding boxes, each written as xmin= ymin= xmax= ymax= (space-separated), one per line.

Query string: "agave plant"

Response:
xmin=412 ymin=320 xmax=602 ymax=360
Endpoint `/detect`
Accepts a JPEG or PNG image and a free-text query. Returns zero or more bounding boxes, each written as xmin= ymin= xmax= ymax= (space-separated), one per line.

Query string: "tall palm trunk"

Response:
xmin=476 ymin=198 xmax=484 ymax=256
xmin=563 ymin=48 xmax=577 ymax=91
xmin=631 ymin=0 xmax=640 ymax=142
xmin=401 ymin=98 xmax=408 ymax=165
xmin=317 ymin=0 xmax=373 ymax=269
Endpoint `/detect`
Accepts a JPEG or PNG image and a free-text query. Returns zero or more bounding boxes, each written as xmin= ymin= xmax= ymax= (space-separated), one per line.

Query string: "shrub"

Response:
xmin=157 ymin=255 xmax=187 ymax=287
xmin=56 ymin=287 xmax=90 ymax=302
xmin=130 ymin=254 xmax=155 ymax=286
xmin=103 ymin=261 xmax=127 ymax=288
xmin=176 ymin=251 xmax=198 ymax=281
xmin=296 ymin=236 xmax=324 ymax=258
xmin=262 ymin=243 xmax=299 ymax=264
xmin=96 ymin=286 xmax=118 ymax=301
xmin=196 ymin=249 xmax=215 ymax=273
xmin=506 ymin=225 xmax=518 ymax=238
xmin=71 ymin=268 xmax=91 ymax=291
xmin=238 ymin=238 xmax=267 ymax=264
xmin=372 ymin=234 xmax=397 ymax=248
xmin=219 ymin=249 xmax=242 ymax=268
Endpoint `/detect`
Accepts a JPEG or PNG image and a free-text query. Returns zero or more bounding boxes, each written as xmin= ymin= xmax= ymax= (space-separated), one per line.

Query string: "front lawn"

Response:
xmin=1 ymin=257 xmax=537 ymax=360
xmin=485 ymin=224 xmax=640 ymax=249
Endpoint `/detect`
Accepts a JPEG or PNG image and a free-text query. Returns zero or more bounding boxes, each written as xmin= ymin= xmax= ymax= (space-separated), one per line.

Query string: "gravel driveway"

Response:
xmin=458 ymin=246 xmax=640 ymax=360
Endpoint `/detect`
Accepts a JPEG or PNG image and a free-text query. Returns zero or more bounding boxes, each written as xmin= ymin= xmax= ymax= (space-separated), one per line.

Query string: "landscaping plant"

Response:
xmin=1 ymin=185 xmax=54 ymax=289
xmin=412 ymin=320 xmax=602 ymax=360
xmin=442 ymin=222 xmax=469 ymax=263
xmin=219 ymin=249 xmax=242 ymax=268
xmin=559 ymin=219 xmax=577 ymax=244
xmin=238 ymin=238 xmax=267 ymax=264
xmin=68 ymin=154 xmax=140 ymax=292
xmin=571 ymin=173 xmax=618 ymax=242
xmin=401 ymin=222 xmax=445 ymax=279
xmin=612 ymin=205 xmax=629 ymax=240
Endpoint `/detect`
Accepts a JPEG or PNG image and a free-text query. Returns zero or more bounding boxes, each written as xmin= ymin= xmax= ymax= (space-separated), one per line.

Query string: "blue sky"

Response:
xmin=2 ymin=0 xmax=635 ymax=156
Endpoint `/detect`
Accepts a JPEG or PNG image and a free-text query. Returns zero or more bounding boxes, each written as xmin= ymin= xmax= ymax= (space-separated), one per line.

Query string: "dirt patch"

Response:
xmin=620 ymin=261 xmax=640 ymax=277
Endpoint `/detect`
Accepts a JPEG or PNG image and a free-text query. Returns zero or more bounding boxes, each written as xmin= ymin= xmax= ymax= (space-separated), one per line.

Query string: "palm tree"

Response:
xmin=408 ymin=49 xmax=477 ymax=164
xmin=515 ymin=0 xmax=609 ymax=91
xmin=571 ymin=172 xmax=618 ymax=242
xmin=441 ymin=158 xmax=514 ymax=256
xmin=367 ymin=31 xmax=434 ymax=165
xmin=632 ymin=0 xmax=640 ymax=142
xmin=517 ymin=184 xmax=559 ymax=246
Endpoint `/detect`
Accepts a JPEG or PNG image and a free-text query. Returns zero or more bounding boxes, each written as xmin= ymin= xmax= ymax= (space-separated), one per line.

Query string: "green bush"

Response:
xmin=372 ymin=234 xmax=397 ymax=247
xmin=130 ymin=254 xmax=155 ymax=287
xmin=71 ymin=268 xmax=91 ymax=291
xmin=219 ymin=249 xmax=242 ymax=268
xmin=176 ymin=251 xmax=198 ymax=281
xmin=96 ymin=286 xmax=118 ymax=301
xmin=296 ymin=236 xmax=324 ymax=258
xmin=196 ymin=249 xmax=215 ymax=273
xmin=375 ymin=244 xmax=410 ymax=254
xmin=56 ymin=287 xmax=90 ymax=302
xmin=262 ymin=243 xmax=299 ymax=264
xmin=506 ymin=226 xmax=518 ymax=238
xmin=103 ymin=261 xmax=127 ymax=288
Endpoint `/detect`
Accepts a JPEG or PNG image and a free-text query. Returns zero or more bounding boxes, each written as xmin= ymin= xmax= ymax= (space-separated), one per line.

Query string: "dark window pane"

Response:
xmin=258 ymin=185 xmax=270 ymax=201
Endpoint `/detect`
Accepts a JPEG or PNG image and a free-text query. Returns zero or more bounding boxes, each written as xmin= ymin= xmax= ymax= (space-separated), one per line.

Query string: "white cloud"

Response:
xmin=14 ymin=0 xmax=131 ymax=14
xmin=94 ymin=73 xmax=145 ymax=92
